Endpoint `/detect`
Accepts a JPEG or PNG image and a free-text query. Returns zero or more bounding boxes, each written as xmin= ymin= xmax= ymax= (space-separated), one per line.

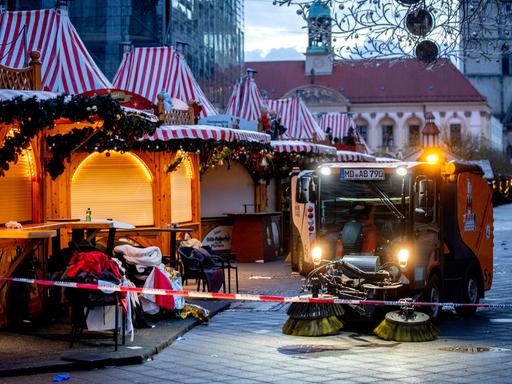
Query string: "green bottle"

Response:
xmin=85 ymin=208 xmax=92 ymax=222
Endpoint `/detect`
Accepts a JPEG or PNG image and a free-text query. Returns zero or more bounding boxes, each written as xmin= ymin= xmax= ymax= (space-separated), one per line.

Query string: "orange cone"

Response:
xmin=335 ymin=237 xmax=343 ymax=258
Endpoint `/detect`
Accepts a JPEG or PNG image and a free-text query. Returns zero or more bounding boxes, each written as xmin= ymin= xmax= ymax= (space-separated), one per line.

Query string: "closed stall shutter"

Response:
xmin=170 ymin=158 xmax=192 ymax=223
xmin=0 ymin=151 xmax=33 ymax=224
xmin=71 ymin=152 xmax=153 ymax=226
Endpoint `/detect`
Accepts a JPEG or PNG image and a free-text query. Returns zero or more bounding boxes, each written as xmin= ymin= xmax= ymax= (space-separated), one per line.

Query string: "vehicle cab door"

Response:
xmin=412 ymin=176 xmax=441 ymax=289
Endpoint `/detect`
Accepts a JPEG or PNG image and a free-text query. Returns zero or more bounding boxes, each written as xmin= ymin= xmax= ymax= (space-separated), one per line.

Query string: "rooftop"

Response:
xmin=244 ymin=58 xmax=486 ymax=104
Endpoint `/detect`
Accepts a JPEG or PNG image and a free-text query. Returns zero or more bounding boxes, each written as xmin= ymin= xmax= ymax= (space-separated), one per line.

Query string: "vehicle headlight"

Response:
xmin=397 ymin=248 xmax=409 ymax=268
xmin=320 ymin=166 xmax=332 ymax=176
xmin=396 ymin=166 xmax=407 ymax=176
xmin=311 ymin=246 xmax=323 ymax=265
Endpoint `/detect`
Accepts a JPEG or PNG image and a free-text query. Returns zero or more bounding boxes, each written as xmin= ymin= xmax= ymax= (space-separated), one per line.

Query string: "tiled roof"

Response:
xmin=244 ymin=58 xmax=486 ymax=104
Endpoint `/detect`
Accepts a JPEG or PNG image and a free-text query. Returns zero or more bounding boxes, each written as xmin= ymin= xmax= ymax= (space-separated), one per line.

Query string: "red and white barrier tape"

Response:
xmin=0 ymin=276 xmax=510 ymax=309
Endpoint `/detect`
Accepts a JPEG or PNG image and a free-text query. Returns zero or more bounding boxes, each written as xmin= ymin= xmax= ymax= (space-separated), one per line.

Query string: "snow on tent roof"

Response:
xmin=113 ymin=46 xmax=217 ymax=117
xmin=0 ymin=8 xmax=112 ymax=94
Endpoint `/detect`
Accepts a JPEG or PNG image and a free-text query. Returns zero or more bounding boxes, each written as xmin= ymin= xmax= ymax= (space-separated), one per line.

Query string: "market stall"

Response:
xmin=267 ymin=97 xmax=325 ymax=140
xmin=225 ymin=72 xmax=266 ymax=124
xmin=319 ymin=112 xmax=371 ymax=153
xmin=113 ymin=46 xmax=217 ymax=117
xmin=0 ymin=7 xmax=112 ymax=94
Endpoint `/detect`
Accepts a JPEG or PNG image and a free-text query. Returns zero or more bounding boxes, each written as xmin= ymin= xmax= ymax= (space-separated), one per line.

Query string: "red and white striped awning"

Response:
xmin=321 ymin=112 xmax=354 ymax=139
xmin=336 ymin=150 xmax=376 ymax=162
xmin=320 ymin=112 xmax=371 ymax=154
xmin=0 ymin=8 xmax=112 ymax=94
xmin=143 ymin=125 xmax=270 ymax=144
xmin=267 ymin=97 xmax=325 ymax=141
xmin=113 ymin=47 xmax=217 ymax=117
xmin=225 ymin=76 xmax=265 ymax=122
xmin=271 ymin=140 xmax=337 ymax=155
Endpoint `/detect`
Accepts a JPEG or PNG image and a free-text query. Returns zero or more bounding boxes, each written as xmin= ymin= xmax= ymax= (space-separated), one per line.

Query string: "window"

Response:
xmin=450 ymin=124 xmax=462 ymax=145
xmin=71 ymin=152 xmax=154 ymax=226
xmin=0 ymin=150 xmax=33 ymax=224
xmin=356 ymin=124 xmax=368 ymax=142
xmin=409 ymin=125 xmax=420 ymax=147
xmin=171 ymin=157 xmax=193 ymax=223
xmin=382 ymin=125 xmax=394 ymax=147
xmin=502 ymin=44 xmax=511 ymax=75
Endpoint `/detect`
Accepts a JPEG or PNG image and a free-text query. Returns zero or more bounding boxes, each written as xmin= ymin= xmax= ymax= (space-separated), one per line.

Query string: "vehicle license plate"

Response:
xmin=340 ymin=168 xmax=385 ymax=180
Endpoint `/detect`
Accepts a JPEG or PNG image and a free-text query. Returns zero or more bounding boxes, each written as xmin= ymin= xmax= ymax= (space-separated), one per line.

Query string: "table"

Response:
xmin=46 ymin=219 xmax=135 ymax=256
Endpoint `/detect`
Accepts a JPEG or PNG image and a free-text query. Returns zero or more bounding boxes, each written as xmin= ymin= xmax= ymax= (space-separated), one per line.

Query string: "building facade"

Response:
xmin=461 ymin=0 xmax=512 ymax=159
xmin=12 ymin=0 xmax=244 ymax=109
xmin=248 ymin=59 xmax=500 ymax=158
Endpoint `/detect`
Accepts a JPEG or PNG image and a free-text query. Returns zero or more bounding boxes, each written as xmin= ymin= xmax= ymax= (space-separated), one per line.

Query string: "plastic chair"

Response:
xmin=177 ymin=247 xmax=225 ymax=292
xmin=202 ymin=246 xmax=239 ymax=293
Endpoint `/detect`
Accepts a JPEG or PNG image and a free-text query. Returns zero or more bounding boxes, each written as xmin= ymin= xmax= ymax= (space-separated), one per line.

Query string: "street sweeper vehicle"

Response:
xmin=285 ymin=158 xmax=493 ymax=340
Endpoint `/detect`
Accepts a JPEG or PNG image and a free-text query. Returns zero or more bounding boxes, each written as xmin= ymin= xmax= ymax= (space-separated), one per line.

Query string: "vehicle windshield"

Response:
xmin=318 ymin=173 xmax=410 ymax=255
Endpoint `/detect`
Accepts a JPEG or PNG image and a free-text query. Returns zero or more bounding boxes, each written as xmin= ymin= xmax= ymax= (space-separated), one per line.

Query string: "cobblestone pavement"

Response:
xmin=3 ymin=205 xmax=512 ymax=384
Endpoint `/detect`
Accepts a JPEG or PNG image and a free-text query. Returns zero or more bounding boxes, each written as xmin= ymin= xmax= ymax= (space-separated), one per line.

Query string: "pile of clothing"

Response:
xmin=113 ymin=244 xmax=185 ymax=314
xmin=56 ymin=242 xmax=134 ymax=339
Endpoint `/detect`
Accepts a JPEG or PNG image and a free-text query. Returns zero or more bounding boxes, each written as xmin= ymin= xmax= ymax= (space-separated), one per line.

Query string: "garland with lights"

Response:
xmin=0 ymin=94 xmax=159 ymax=179
xmin=0 ymin=94 xmax=334 ymax=182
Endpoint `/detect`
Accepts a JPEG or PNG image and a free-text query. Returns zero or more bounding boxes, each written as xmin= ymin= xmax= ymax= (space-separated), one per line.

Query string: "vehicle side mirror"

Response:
xmin=296 ymin=176 xmax=315 ymax=203
xmin=418 ymin=179 xmax=434 ymax=208
xmin=415 ymin=179 xmax=434 ymax=222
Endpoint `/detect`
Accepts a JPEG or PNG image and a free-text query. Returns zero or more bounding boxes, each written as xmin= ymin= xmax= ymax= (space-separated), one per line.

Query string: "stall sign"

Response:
xmin=202 ymin=225 xmax=233 ymax=251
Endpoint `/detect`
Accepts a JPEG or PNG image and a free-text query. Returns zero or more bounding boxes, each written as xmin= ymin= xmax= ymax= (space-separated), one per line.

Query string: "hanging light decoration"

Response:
xmin=276 ymin=0 xmax=512 ymax=64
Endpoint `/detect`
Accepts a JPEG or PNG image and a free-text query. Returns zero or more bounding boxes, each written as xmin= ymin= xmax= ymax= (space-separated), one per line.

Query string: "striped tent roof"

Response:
xmin=336 ymin=150 xmax=376 ymax=162
xmin=320 ymin=112 xmax=371 ymax=154
xmin=0 ymin=8 xmax=112 ymax=94
xmin=271 ymin=140 xmax=336 ymax=156
xmin=267 ymin=97 xmax=324 ymax=140
xmin=143 ymin=125 xmax=270 ymax=144
xmin=225 ymin=76 xmax=265 ymax=122
xmin=113 ymin=46 xmax=217 ymax=117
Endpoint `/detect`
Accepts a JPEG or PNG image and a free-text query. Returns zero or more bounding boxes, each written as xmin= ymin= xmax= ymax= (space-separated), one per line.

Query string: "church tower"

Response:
xmin=305 ymin=0 xmax=333 ymax=76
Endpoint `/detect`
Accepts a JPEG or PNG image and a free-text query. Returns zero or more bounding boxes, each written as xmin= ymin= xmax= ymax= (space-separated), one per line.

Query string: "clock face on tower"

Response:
xmin=313 ymin=57 xmax=325 ymax=69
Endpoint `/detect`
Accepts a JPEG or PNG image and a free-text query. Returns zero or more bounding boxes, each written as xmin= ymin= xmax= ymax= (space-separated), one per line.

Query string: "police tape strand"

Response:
xmin=1 ymin=276 xmax=511 ymax=309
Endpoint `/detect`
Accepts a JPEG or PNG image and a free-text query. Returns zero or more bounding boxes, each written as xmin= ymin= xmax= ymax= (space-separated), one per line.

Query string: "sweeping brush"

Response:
xmin=374 ymin=300 xmax=438 ymax=342
xmin=282 ymin=299 xmax=345 ymax=336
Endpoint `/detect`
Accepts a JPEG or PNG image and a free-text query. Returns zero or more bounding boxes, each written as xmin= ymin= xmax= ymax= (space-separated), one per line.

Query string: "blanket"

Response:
xmin=114 ymin=244 xmax=162 ymax=267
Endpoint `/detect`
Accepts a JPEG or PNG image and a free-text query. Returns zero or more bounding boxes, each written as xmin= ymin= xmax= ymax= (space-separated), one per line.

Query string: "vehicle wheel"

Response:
xmin=455 ymin=271 xmax=480 ymax=317
xmin=424 ymin=273 xmax=441 ymax=322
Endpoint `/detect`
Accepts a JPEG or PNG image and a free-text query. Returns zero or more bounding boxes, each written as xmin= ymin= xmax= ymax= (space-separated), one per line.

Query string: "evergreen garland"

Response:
xmin=0 ymin=94 xmax=158 ymax=179
xmin=0 ymin=94 xmax=334 ymax=181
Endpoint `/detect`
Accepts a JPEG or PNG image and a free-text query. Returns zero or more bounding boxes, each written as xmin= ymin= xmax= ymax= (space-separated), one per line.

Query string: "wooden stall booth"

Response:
xmin=0 ymin=89 xmax=202 ymax=326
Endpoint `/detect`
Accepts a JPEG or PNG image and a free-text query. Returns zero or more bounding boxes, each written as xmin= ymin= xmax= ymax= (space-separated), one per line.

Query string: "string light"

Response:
xmin=276 ymin=0 xmax=512 ymax=64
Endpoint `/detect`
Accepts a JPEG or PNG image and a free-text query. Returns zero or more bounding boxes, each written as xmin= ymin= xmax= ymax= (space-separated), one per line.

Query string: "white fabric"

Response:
xmin=179 ymin=238 xmax=202 ymax=249
xmin=114 ymin=244 xmax=162 ymax=267
xmin=142 ymin=265 xmax=185 ymax=313
xmin=85 ymin=280 xmax=134 ymax=341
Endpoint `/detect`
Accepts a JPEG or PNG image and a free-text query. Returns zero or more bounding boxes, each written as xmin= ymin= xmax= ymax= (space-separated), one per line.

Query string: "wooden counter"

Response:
xmin=228 ymin=212 xmax=282 ymax=262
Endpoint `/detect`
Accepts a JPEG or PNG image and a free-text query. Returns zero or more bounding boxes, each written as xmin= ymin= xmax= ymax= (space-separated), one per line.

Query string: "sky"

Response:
xmin=244 ymin=0 xmax=307 ymax=62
